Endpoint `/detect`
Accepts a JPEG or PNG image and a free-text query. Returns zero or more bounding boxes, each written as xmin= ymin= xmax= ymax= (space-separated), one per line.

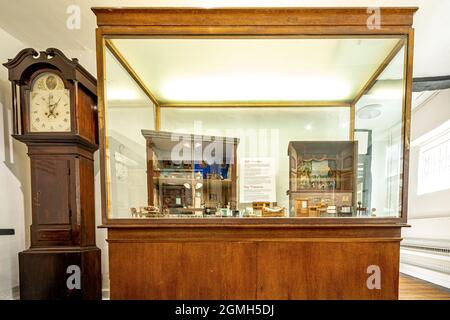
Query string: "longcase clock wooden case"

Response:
xmin=3 ymin=48 xmax=101 ymax=299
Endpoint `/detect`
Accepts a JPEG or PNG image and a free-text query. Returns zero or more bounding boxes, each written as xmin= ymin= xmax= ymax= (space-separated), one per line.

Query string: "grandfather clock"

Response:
xmin=3 ymin=48 xmax=101 ymax=299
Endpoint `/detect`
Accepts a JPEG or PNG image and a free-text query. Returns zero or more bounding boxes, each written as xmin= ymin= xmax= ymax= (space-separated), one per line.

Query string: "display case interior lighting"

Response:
xmin=160 ymin=75 xmax=352 ymax=102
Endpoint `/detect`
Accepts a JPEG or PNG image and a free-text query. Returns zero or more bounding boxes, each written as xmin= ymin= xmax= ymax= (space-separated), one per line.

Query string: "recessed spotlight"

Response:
xmin=357 ymin=104 xmax=382 ymax=119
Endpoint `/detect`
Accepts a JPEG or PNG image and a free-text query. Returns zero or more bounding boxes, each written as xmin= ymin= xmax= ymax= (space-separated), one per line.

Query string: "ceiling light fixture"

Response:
xmin=357 ymin=104 xmax=382 ymax=119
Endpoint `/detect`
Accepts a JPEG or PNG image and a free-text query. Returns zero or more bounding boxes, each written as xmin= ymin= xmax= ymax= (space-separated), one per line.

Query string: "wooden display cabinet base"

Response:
xmin=19 ymin=247 xmax=101 ymax=300
xmin=107 ymin=223 xmax=403 ymax=300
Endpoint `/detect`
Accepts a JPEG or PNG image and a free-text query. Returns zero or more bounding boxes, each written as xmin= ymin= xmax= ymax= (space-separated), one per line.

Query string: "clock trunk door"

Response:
xmin=31 ymin=156 xmax=74 ymax=245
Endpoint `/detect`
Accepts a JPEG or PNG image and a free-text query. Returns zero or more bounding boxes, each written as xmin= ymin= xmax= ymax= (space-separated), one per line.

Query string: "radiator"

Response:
xmin=400 ymin=237 xmax=450 ymax=288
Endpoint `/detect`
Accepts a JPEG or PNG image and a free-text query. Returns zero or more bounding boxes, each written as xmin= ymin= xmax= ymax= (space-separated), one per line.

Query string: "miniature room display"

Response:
xmin=288 ymin=141 xmax=357 ymax=217
xmin=141 ymin=129 xmax=239 ymax=217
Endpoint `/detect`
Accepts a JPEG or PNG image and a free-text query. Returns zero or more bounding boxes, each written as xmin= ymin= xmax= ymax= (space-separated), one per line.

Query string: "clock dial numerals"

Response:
xmin=29 ymin=73 xmax=71 ymax=132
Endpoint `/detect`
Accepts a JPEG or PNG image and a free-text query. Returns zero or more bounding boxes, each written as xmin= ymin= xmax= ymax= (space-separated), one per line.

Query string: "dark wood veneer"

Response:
xmin=107 ymin=224 xmax=402 ymax=299
xmin=3 ymin=48 xmax=101 ymax=300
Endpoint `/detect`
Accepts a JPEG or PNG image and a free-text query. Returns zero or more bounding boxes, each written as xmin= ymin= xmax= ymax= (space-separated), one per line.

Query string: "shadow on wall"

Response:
xmin=0 ymin=74 xmax=32 ymax=298
xmin=0 ymin=77 xmax=32 ymax=239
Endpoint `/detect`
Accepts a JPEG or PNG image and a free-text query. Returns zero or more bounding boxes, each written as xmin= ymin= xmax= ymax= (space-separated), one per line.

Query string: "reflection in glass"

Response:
xmin=105 ymin=49 xmax=155 ymax=218
xmin=355 ymin=46 xmax=406 ymax=217
xmin=101 ymin=37 xmax=408 ymax=219
xmin=161 ymin=107 xmax=350 ymax=217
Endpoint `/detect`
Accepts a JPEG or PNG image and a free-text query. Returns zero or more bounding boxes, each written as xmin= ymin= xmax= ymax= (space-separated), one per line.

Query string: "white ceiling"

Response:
xmin=0 ymin=0 xmax=449 ymax=79
xmin=110 ymin=37 xmax=399 ymax=105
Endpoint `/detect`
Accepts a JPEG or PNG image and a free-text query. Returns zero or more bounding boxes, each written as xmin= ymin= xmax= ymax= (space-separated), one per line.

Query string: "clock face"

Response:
xmin=29 ymin=72 xmax=71 ymax=132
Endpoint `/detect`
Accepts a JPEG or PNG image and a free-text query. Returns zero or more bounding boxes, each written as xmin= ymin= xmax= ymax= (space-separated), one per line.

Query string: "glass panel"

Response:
xmin=160 ymin=107 xmax=350 ymax=217
xmin=354 ymin=45 xmax=406 ymax=218
xmin=101 ymin=36 xmax=407 ymax=220
xmin=105 ymin=48 xmax=155 ymax=218
xmin=110 ymin=37 xmax=400 ymax=105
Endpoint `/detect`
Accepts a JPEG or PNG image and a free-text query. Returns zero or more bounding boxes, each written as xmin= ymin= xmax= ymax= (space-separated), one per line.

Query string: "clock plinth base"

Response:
xmin=19 ymin=246 xmax=101 ymax=300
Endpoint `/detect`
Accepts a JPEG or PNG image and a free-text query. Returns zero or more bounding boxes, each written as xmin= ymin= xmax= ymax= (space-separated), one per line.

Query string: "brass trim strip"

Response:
xmin=160 ymin=102 xmax=351 ymax=108
xmin=105 ymin=39 xmax=160 ymax=108
xmin=351 ymin=38 xmax=406 ymax=106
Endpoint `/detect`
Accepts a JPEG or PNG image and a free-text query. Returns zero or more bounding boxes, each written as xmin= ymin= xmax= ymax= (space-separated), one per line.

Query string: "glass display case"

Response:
xmin=99 ymin=11 xmax=411 ymax=222
xmin=93 ymin=7 xmax=417 ymax=301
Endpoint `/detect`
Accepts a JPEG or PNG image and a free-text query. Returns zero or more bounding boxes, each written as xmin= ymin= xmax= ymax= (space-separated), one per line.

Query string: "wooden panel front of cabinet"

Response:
xmin=30 ymin=156 xmax=75 ymax=247
xmin=109 ymin=242 xmax=257 ymax=299
xmin=107 ymin=227 xmax=402 ymax=300
xmin=19 ymin=247 xmax=101 ymax=300
xmin=31 ymin=157 xmax=72 ymax=226
xmin=256 ymin=241 xmax=400 ymax=299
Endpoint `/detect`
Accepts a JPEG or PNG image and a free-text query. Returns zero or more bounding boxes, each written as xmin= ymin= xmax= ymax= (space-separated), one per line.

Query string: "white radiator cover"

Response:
xmin=400 ymin=237 xmax=450 ymax=289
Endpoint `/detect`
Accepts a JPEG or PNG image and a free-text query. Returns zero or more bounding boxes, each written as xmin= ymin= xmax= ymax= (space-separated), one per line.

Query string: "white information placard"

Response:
xmin=240 ymin=157 xmax=276 ymax=203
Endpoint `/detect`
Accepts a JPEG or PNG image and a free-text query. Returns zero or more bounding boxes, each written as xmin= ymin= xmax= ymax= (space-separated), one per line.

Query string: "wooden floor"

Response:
xmin=399 ymin=274 xmax=450 ymax=300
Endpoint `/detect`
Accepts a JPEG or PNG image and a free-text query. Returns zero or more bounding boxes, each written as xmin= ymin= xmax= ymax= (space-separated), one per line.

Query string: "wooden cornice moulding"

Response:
xmin=4 ymin=47 xmax=97 ymax=96
xmin=92 ymin=7 xmax=418 ymax=27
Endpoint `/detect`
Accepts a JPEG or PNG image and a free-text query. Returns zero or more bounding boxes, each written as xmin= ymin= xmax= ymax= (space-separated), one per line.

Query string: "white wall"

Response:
xmin=0 ymin=27 xmax=30 ymax=299
xmin=404 ymin=89 xmax=450 ymax=236
xmin=401 ymin=89 xmax=450 ymax=288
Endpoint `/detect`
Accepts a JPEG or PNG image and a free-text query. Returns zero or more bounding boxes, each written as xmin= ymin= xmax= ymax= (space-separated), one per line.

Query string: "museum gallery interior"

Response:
xmin=1 ymin=5 xmax=450 ymax=300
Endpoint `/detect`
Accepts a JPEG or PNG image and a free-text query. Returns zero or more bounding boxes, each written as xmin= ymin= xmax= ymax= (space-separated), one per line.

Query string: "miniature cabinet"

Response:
xmin=288 ymin=141 xmax=357 ymax=217
xmin=142 ymin=130 xmax=239 ymax=217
